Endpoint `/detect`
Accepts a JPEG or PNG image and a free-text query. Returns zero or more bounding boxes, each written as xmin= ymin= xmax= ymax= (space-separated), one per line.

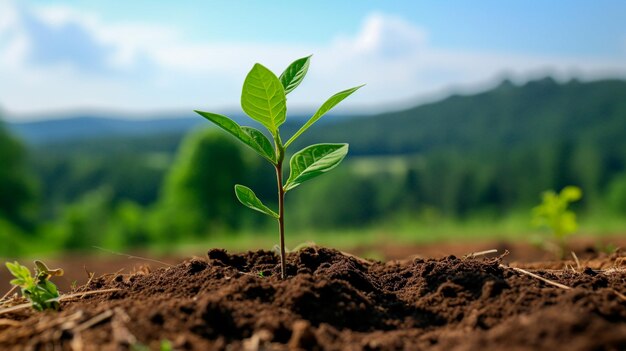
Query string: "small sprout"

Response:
xmin=35 ymin=260 xmax=65 ymax=280
xmin=131 ymin=340 xmax=174 ymax=351
xmin=532 ymin=185 xmax=582 ymax=255
xmin=258 ymin=271 xmax=265 ymax=278
xmin=160 ymin=340 xmax=174 ymax=351
xmin=195 ymin=55 xmax=363 ymax=279
xmin=5 ymin=260 xmax=63 ymax=311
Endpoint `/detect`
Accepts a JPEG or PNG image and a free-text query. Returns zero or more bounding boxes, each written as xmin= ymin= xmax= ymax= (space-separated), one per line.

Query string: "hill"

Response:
xmin=6 ymin=77 xmax=626 ymax=221
xmin=6 ymin=112 xmax=313 ymax=145
xmin=286 ymin=77 xmax=626 ymax=218
xmin=295 ymin=78 xmax=626 ymax=156
xmin=7 ymin=115 xmax=202 ymax=145
xmin=12 ymin=77 xmax=625 ymax=157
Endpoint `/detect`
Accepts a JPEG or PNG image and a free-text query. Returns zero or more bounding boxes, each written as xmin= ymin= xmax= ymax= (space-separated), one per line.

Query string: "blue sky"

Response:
xmin=35 ymin=1 xmax=624 ymax=56
xmin=1 ymin=0 xmax=625 ymax=119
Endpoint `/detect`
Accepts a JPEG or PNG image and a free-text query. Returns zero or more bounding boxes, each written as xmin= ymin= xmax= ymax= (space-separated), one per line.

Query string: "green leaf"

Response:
xmin=5 ymin=261 xmax=19 ymax=277
xmin=561 ymin=186 xmax=582 ymax=202
xmin=195 ymin=110 xmax=276 ymax=163
xmin=234 ymin=184 xmax=279 ymax=218
xmin=560 ymin=212 xmax=578 ymax=237
xmin=43 ymin=280 xmax=58 ymax=295
xmin=35 ymin=260 xmax=64 ymax=278
xmin=241 ymin=63 xmax=287 ymax=135
xmin=279 ymin=55 xmax=311 ymax=95
xmin=285 ymin=85 xmax=364 ymax=147
xmin=240 ymin=126 xmax=276 ymax=161
xmin=9 ymin=278 xmax=23 ymax=286
xmin=285 ymin=143 xmax=349 ymax=191
xmin=6 ymin=261 xmax=31 ymax=282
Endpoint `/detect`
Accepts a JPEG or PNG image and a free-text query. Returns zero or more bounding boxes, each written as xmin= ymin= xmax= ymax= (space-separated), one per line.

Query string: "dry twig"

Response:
xmin=0 ymin=285 xmax=18 ymax=302
xmin=111 ymin=307 xmax=136 ymax=345
xmin=0 ymin=288 xmax=121 ymax=316
xmin=0 ymin=302 xmax=31 ymax=315
xmin=92 ymin=246 xmax=174 ymax=267
xmin=500 ymin=264 xmax=572 ymax=290
xmin=562 ymin=263 xmax=576 ymax=273
xmin=464 ymin=249 xmax=498 ymax=259
xmin=83 ymin=266 xmax=96 ymax=287
xmin=340 ymin=250 xmax=374 ymax=266
xmin=571 ymin=251 xmax=581 ymax=270
xmin=0 ymin=318 xmax=21 ymax=327
xmin=56 ymin=288 xmax=122 ymax=303
xmin=37 ymin=311 xmax=83 ymax=333
xmin=611 ymin=289 xmax=626 ymax=301
xmin=73 ymin=310 xmax=114 ymax=333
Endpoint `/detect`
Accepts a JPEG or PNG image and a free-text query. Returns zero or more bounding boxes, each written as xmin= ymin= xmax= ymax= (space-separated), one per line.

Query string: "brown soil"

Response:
xmin=352 ymin=235 xmax=625 ymax=263
xmin=1 ymin=246 xmax=625 ymax=351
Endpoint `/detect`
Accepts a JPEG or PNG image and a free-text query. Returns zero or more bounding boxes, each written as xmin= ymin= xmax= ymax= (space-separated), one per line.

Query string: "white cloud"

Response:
xmin=335 ymin=12 xmax=427 ymax=56
xmin=0 ymin=1 xmax=625 ymax=118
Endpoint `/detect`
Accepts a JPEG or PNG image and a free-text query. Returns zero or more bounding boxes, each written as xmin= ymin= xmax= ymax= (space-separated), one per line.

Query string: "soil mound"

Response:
xmin=0 ymin=247 xmax=624 ymax=350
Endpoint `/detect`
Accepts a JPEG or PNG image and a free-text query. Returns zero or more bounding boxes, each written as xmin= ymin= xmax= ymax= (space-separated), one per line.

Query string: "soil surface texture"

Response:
xmin=0 ymin=246 xmax=625 ymax=351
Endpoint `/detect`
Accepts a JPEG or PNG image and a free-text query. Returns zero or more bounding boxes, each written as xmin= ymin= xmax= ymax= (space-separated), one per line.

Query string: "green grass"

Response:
xmin=161 ymin=210 xmax=626 ymax=257
xmin=6 ymin=210 xmax=624 ymax=261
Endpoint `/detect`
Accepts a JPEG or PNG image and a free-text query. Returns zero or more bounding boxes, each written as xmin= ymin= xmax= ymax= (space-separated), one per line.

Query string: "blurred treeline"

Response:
xmin=1 ymin=77 xmax=626 ymax=256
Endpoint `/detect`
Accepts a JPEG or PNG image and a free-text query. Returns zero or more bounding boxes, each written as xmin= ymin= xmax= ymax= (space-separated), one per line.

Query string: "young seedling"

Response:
xmin=131 ymin=339 xmax=174 ymax=351
xmin=532 ymin=185 xmax=582 ymax=256
xmin=195 ymin=55 xmax=363 ymax=279
xmin=5 ymin=260 xmax=64 ymax=311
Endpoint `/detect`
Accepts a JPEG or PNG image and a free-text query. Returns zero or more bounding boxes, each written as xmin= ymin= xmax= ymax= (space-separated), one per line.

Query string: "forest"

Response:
xmin=1 ymin=77 xmax=626 ymax=256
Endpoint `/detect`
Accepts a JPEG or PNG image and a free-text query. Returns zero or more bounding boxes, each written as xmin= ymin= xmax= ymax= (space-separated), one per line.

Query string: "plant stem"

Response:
xmin=275 ymin=161 xmax=286 ymax=279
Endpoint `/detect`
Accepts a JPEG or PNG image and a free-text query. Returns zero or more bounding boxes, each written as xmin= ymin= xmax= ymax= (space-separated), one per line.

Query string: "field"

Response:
xmin=2 ymin=2 xmax=626 ymax=349
xmin=1 ymin=236 xmax=625 ymax=350
xmin=2 ymin=53 xmax=626 ymax=351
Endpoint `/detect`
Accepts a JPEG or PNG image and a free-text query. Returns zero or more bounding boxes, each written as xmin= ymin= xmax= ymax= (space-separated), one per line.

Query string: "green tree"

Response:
xmin=156 ymin=128 xmax=249 ymax=238
xmin=49 ymin=187 xmax=113 ymax=250
xmin=0 ymin=119 xmax=37 ymax=227
xmin=104 ymin=201 xmax=150 ymax=249
xmin=606 ymin=173 xmax=626 ymax=215
xmin=289 ymin=168 xmax=380 ymax=228
xmin=0 ymin=218 xmax=28 ymax=257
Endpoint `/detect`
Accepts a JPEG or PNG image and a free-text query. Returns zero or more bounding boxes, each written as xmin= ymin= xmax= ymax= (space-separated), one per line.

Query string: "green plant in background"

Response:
xmin=5 ymin=260 xmax=64 ymax=311
xmin=532 ymin=186 xmax=583 ymax=250
xmin=195 ymin=55 xmax=363 ymax=279
xmin=131 ymin=339 xmax=173 ymax=351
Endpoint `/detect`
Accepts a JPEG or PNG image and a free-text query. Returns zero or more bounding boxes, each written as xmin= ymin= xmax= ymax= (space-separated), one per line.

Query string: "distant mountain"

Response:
xmin=6 ymin=111 xmax=319 ymax=145
xmin=295 ymin=77 xmax=626 ymax=156
xmin=6 ymin=77 xmax=626 ymax=154
xmin=7 ymin=115 xmax=203 ymax=145
xmin=7 ymin=77 xmax=626 ymax=218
